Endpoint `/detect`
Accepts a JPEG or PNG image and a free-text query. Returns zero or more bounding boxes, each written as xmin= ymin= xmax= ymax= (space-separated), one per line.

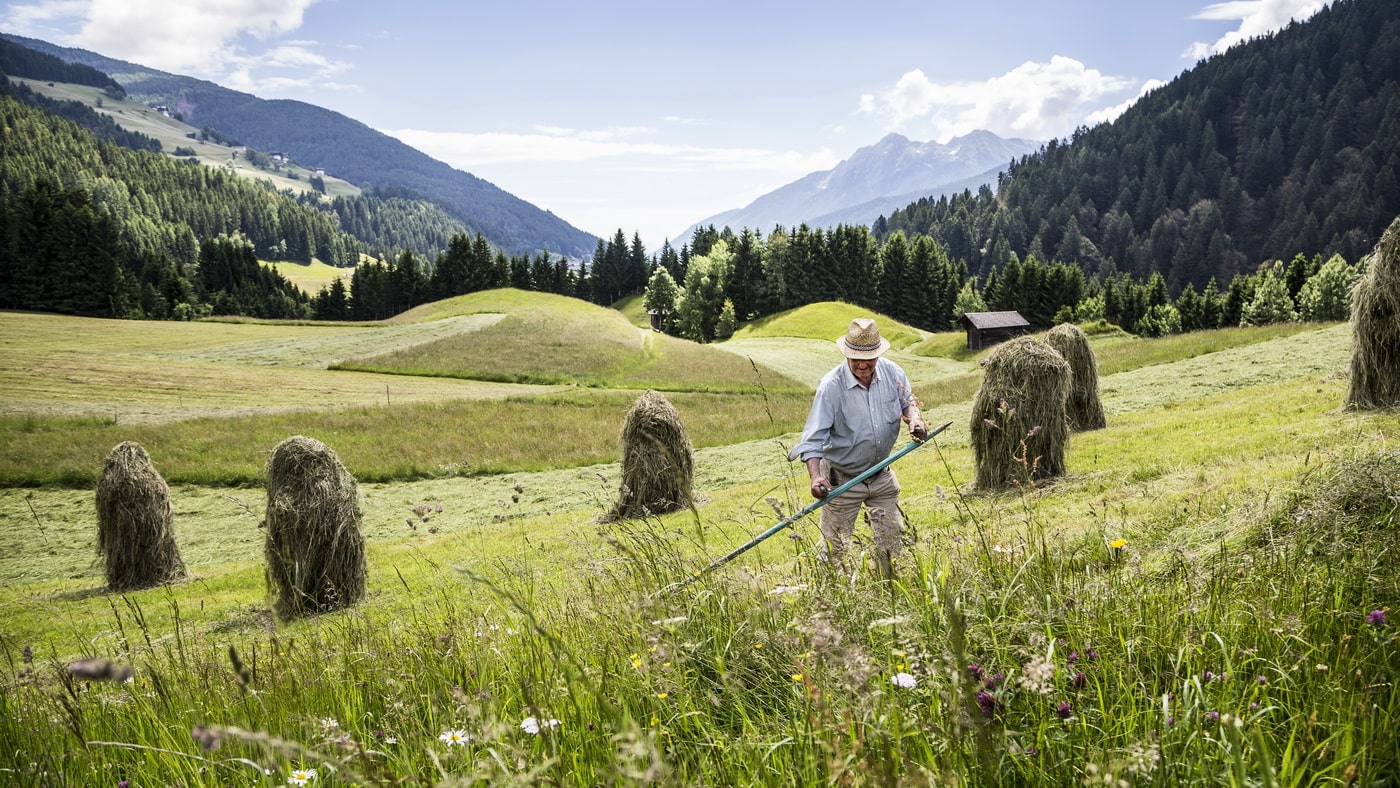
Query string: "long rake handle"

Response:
xmin=663 ymin=420 xmax=952 ymax=595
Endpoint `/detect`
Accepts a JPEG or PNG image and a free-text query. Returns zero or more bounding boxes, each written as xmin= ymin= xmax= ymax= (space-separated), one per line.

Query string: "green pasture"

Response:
xmin=1 ymin=299 xmax=1397 ymax=786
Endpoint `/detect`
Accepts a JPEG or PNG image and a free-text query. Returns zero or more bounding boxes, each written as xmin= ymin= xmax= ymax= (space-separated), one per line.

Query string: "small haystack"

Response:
xmin=606 ymin=390 xmax=695 ymax=521
xmin=95 ymin=441 xmax=186 ymax=591
xmin=970 ymin=336 xmax=1072 ymax=490
xmin=1346 ymin=215 xmax=1400 ymax=410
xmin=1045 ymin=323 xmax=1106 ymax=431
xmin=263 ymin=435 xmax=366 ymax=619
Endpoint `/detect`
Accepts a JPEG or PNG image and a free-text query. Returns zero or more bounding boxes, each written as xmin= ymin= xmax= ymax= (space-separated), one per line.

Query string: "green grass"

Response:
xmin=342 ymin=290 xmax=805 ymax=391
xmin=1 ymin=306 xmax=1397 ymax=785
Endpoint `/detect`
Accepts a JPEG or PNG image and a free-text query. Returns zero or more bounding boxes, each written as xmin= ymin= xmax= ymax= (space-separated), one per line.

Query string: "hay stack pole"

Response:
xmin=1346 ymin=215 xmax=1400 ymax=410
xmin=95 ymin=441 xmax=187 ymax=591
xmin=1045 ymin=322 xmax=1106 ymax=431
xmin=970 ymin=336 xmax=1072 ymax=490
xmin=606 ymin=389 xmax=695 ymax=521
xmin=263 ymin=435 xmax=366 ymax=619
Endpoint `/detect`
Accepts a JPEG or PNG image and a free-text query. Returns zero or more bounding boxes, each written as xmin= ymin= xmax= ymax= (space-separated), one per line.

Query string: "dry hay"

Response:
xmin=1347 ymin=215 xmax=1400 ymax=409
xmin=606 ymin=389 xmax=695 ymax=521
xmin=1045 ymin=322 xmax=1106 ymax=431
xmin=263 ymin=435 xmax=366 ymax=619
xmin=970 ymin=336 xmax=1072 ymax=490
xmin=95 ymin=441 xmax=186 ymax=591
xmin=1267 ymin=450 xmax=1400 ymax=557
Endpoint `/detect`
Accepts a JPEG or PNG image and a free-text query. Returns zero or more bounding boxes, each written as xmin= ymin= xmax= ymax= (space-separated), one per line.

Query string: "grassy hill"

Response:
xmin=0 ymin=305 xmax=1396 ymax=784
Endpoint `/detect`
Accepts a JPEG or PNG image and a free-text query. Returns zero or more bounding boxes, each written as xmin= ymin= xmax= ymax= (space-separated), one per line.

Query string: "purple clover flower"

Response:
xmin=1368 ymin=609 xmax=1386 ymax=626
xmin=1056 ymin=700 xmax=1073 ymax=719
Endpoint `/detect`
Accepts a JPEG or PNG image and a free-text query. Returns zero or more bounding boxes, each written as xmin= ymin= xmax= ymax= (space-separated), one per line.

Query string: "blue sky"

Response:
xmin=2 ymin=0 xmax=1325 ymax=249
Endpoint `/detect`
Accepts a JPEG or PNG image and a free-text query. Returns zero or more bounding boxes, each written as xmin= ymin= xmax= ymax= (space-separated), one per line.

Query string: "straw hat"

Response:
xmin=836 ymin=318 xmax=890 ymax=359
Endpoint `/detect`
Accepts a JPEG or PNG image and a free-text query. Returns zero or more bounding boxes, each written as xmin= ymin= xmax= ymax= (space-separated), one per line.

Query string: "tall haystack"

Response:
xmin=263 ymin=435 xmax=366 ymax=619
xmin=95 ymin=441 xmax=186 ymax=591
xmin=606 ymin=390 xmax=695 ymax=521
xmin=970 ymin=336 xmax=1072 ymax=490
xmin=1346 ymin=215 xmax=1400 ymax=410
xmin=1045 ymin=323 xmax=1106 ymax=431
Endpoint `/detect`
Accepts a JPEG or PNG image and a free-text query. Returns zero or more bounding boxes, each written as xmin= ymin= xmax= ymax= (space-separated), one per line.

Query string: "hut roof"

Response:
xmin=960 ymin=311 xmax=1030 ymax=330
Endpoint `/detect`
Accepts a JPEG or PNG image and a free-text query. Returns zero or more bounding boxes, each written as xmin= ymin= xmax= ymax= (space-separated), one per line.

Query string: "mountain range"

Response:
xmin=3 ymin=32 xmax=1044 ymax=259
xmin=1 ymin=33 xmax=601 ymax=260
xmin=675 ymin=130 xmax=1040 ymax=243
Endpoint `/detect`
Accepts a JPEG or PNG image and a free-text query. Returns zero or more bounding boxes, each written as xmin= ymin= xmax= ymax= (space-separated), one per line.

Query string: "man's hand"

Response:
xmin=811 ymin=478 xmax=831 ymax=499
xmin=909 ymin=417 xmax=928 ymax=442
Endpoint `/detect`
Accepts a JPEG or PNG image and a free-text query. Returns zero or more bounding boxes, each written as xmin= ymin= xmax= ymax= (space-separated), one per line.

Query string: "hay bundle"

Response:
xmin=95 ymin=441 xmax=186 ymax=591
xmin=606 ymin=390 xmax=695 ymax=521
xmin=263 ymin=435 xmax=366 ymax=619
xmin=970 ymin=336 xmax=1072 ymax=490
xmin=1347 ymin=215 xmax=1400 ymax=410
xmin=1045 ymin=323 xmax=1106 ymax=431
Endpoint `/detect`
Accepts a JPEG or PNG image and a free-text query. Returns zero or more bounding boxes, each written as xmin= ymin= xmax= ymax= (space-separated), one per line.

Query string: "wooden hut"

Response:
xmin=959 ymin=311 xmax=1031 ymax=350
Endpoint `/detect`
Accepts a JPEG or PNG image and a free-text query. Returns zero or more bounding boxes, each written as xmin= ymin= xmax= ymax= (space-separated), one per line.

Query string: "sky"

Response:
xmin=1 ymin=0 xmax=1327 ymax=250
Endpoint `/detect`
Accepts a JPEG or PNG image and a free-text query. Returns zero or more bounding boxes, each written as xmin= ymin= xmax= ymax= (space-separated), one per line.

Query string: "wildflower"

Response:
xmin=630 ymin=653 xmax=642 ymax=668
xmin=891 ymin=672 xmax=917 ymax=689
xmin=753 ymin=643 xmax=763 ymax=649
xmin=287 ymin=767 xmax=318 ymax=785
xmin=1256 ymin=674 xmax=1268 ymax=684
xmin=976 ymin=690 xmax=1003 ymax=717
xmin=791 ymin=673 xmax=804 ymax=682
xmin=1086 ymin=649 xmax=1098 ymax=660
xmin=119 ymin=782 xmax=130 ymax=788
xmin=1203 ymin=671 xmax=1216 ymax=683
xmin=1070 ymin=670 xmax=1087 ymax=689
xmin=1056 ymin=700 xmax=1073 ymax=719
xmin=650 ymin=714 xmax=659 ymax=726
xmin=967 ymin=663 xmax=984 ymax=681
xmin=1109 ymin=538 xmax=1127 ymax=550
xmin=1068 ymin=651 xmax=1080 ymax=664
xmin=984 ymin=672 xmax=1007 ymax=689
xmin=1019 ymin=654 xmax=1055 ymax=695
xmin=1368 ymin=609 xmax=1386 ymax=626
xmin=319 ymin=717 xmax=339 ymax=730
xmin=520 ymin=716 xmax=559 ymax=735
xmin=655 ymin=693 xmax=668 ymax=699
xmin=1316 ymin=663 xmax=1328 ymax=673
xmin=438 ymin=729 xmax=472 ymax=747
xmin=1204 ymin=711 xmax=1220 ymax=723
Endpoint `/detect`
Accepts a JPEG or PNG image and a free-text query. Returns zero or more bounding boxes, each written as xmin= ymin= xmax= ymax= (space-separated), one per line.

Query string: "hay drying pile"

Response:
xmin=606 ymin=390 xmax=695 ymax=521
xmin=970 ymin=336 xmax=1072 ymax=490
xmin=1347 ymin=215 xmax=1400 ymax=410
xmin=263 ymin=435 xmax=366 ymax=619
xmin=1046 ymin=322 xmax=1106 ymax=431
xmin=95 ymin=441 xmax=187 ymax=591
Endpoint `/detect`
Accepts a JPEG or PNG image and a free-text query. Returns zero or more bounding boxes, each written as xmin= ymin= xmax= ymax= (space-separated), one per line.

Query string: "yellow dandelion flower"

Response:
xmin=650 ymin=715 xmax=659 ymax=726
xmin=753 ymin=643 xmax=763 ymax=649
xmin=791 ymin=673 xmax=804 ymax=682
xmin=656 ymin=692 xmax=668 ymax=699
xmin=1110 ymin=538 xmax=1127 ymax=550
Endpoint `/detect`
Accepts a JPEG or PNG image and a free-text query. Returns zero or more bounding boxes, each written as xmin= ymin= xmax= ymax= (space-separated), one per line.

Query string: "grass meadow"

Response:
xmin=1 ymin=296 xmax=1397 ymax=787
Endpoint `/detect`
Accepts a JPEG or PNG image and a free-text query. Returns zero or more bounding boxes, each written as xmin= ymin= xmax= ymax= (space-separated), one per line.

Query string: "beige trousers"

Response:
xmin=817 ymin=459 xmax=903 ymax=575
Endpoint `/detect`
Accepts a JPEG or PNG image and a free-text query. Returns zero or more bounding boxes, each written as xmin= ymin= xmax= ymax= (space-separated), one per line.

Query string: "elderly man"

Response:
xmin=789 ymin=318 xmax=927 ymax=577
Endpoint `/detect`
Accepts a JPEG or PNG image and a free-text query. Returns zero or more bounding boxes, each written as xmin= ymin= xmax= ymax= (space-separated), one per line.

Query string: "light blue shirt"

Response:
xmin=789 ymin=357 xmax=916 ymax=477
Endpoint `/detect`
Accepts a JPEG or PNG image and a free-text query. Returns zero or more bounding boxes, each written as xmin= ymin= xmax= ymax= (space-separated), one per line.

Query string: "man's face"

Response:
xmin=847 ymin=356 xmax=876 ymax=386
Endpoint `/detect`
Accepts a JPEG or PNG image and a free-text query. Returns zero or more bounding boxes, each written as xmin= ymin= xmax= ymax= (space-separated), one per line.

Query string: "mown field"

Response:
xmin=1 ymin=296 xmax=1396 ymax=786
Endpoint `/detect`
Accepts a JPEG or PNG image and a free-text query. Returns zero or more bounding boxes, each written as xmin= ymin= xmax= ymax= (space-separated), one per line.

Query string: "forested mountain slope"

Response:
xmin=1 ymin=33 xmax=599 ymax=259
xmin=883 ymin=0 xmax=1400 ymax=291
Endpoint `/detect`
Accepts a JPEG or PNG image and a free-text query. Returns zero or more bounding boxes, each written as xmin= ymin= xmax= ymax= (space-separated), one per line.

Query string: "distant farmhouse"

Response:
xmin=960 ymin=311 xmax=1030 ymax=350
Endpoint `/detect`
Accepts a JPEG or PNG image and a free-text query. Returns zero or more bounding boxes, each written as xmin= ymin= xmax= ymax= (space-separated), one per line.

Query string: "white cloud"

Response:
xmin=1084 ymin=78 xmax=1168 ymax=126
xmin=1185 ymin=0 xmax=1326 ymax=59
xmin=381 ymin=126 xmax=838 ymax=174
xmin=857 ymin=56 xmax=1133 ymax=142
xmin=2 ymin=0 xmax=346 ymax=94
